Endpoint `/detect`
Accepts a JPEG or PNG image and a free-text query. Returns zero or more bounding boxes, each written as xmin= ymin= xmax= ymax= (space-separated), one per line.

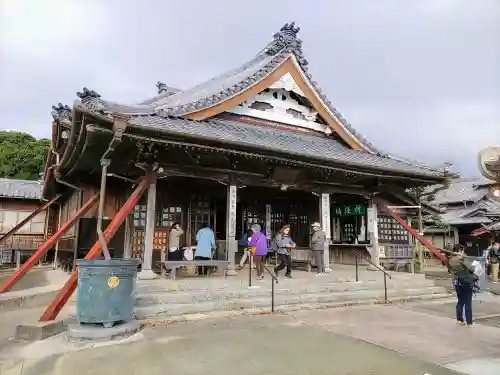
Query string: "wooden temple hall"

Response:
xmin=42 ymin=22 xmax=450 ymax=280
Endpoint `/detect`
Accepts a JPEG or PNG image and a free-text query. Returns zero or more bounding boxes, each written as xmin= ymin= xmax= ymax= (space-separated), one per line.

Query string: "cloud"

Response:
xmin=0 ymin=0 xmax=499 ymax=176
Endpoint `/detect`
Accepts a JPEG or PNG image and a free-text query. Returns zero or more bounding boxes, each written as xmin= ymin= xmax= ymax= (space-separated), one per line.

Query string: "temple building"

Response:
xmin=44 ymin=22 xmax=450 ymax=277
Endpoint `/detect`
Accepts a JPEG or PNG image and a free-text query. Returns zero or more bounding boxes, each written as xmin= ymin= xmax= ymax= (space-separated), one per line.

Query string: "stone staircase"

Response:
xmin=134 ymin=271 xmax=450 ymax=322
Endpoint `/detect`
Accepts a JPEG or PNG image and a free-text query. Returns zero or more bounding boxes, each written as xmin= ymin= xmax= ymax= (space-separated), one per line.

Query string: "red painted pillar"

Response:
xmin=0 ymin=193 xmax=100 ymax=293
xmin=39 ymin=173 xmax=153 ymax=322
xmin=382 ymin=206 xmax=448 ymax=264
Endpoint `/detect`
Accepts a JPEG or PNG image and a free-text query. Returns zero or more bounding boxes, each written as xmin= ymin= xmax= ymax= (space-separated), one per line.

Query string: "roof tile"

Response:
xmin=0 ymin=178 xmax=41 ymax=200
xmin=128 ymin=115 xmax=444 ymax=179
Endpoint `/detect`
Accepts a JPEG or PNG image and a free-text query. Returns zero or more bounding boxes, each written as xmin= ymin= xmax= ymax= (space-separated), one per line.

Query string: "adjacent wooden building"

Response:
xmin=0 ymin=178 xmax=51 ymax=266
xmin=422 ymin=178 xmax=500 ymax=255
xmin=43 ymin=22 xmax=450 ymax=275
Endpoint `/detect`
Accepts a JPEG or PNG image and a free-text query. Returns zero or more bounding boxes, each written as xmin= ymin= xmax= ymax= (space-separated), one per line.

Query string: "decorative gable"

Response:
xmin=227 ymin=72 xmax=332 ymax=134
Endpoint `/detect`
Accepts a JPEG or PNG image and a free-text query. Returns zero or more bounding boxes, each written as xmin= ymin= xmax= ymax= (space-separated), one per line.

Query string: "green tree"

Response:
xmin=0 ymin=131 xmax=50 ymax=180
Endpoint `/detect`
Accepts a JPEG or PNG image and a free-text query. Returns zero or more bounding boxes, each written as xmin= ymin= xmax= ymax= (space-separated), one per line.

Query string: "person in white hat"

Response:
xmin=310 ymin=222 xmax=326 ymax=275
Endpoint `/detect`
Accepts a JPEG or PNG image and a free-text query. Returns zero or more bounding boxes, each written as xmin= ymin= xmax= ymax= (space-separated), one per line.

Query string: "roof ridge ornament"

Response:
xmin=76 ymin=87 xmax=101 ymax=101
xmin=266 ymin=22 xmax=308 ymax=70
xmin=76 ymin=87 xmax=106 ymax=116
xmin=156 ymin=81 xmax=167 ymax=94
xmin=51 ymin=103 xmax=72 ymax=122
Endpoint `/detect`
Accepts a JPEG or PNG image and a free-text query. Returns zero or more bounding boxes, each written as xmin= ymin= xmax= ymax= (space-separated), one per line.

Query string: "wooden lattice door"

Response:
xmin=188 ymin=194 xmax=216 ymax=244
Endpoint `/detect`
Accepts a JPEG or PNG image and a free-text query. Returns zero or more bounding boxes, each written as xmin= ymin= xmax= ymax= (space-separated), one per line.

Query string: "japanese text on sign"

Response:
xmin=332 ymin=204 xmax=366 ymax=217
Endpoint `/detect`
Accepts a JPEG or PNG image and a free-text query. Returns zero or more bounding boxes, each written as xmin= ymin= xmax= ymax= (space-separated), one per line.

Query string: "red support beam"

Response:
xmin=0 ymin=193 xmax=100 ymax=293
xmin=0 ymin=194 xmax=61 ymax=245
xmin=39 ymin=173 xmax=153 ymax=322
xmin=382 ymin=205 xmax=448 ymax=264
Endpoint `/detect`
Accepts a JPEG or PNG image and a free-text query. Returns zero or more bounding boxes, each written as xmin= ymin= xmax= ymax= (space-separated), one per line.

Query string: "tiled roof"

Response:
xmin=56 ymin=22 xmax=449 ymax=177
xmin=127 ymin=115 xmax=444 ymax=179
xmin=0 ymin=178 xmax=41 ymax=200
xmin=153 ymin=52 xmax=279 ymax=111
xmin=448 ymin=217 xmax=492 ymax=225
xmin=437 ymin=197 xmax=500 ymax=225
xmin=426 ymin=177 xmax=495 ymax=205
xmin=72 ymin=23 xmax=382 ymax=154
xmin=487 ymin=221 xmax=500 ymax=231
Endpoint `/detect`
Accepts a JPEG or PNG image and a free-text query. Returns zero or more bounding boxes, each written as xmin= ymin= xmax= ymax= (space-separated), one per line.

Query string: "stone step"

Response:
xmin=134 ymin=286 xmax=449 ymax=319
xmin=136 ymin=276 xmax=435 ymax=295
xmin=137 ymin=293 xmax=452 ymax=324
xmin=135 ymin=279 xmax=438 ymax=306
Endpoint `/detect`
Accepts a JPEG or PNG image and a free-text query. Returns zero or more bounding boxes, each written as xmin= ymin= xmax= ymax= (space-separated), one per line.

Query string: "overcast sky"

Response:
xmin=1 ymin=0 xmax=499 ymax=176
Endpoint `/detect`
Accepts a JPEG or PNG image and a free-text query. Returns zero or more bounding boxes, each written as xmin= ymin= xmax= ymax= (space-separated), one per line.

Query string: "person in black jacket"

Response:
xmin=449 ymin=245 xmax=478 ymax=327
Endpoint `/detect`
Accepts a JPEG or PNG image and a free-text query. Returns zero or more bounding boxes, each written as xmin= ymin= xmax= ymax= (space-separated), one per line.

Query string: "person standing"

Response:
xmin=489 ymin=242 xmax=500 ymax=283
xmin=237 ymin=229 xmax=256 ymax=270
xmin=195 ymin=223 xmax=216 ymax=276
xmin=449 ymin=244 xmax=477 ymax=327
xmin=274 ymin=225 xmax=295 ymax=279
xmin=310 ymin=222 xmax=326 ymax=275
xmin=168 ymin=222 xmax=184 ymax=261
xmin=247 ymin=224 xmax=267 ymax=280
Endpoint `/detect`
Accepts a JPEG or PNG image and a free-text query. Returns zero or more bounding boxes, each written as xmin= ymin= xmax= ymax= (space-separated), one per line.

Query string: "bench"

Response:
xmin=157 ymin=260 xmax=230 ymax=280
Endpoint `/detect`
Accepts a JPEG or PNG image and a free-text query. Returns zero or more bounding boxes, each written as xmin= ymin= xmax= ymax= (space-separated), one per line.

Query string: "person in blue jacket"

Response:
xmin=195 ymin=223 xmax=216 ymax=276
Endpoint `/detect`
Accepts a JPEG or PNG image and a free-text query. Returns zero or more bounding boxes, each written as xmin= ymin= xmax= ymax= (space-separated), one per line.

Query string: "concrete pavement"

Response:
xmin=1 ymin=265 xmax=499 ymax=374
xmin=0 ymin=314 xmax=461 ymax=375
xmin=292 ymin=303 xmax=500 ymax=373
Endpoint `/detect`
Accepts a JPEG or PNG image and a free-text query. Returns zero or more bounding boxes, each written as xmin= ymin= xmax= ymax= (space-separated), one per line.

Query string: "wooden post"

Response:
xmin=367 ymin=200 xmax=380 ymax=268
xmin=320 ymin=193 xmax=332 ymax=272
xmin=138 ymin=173 xmax=158 ymax=279
xmin=123 ymin=214 xmax=133 ymax=259
xmin=417 ymin=205 xmax=424 ymax=272
xmin=39 ymin=173 xmax=152 ymax=321
xmin=0 ymin=193 xmax=99 ymax=293
xmin=52 ymin=204 xmax=63 ymax=270
xmin=226 ymin=184 xmax=238 ymax=276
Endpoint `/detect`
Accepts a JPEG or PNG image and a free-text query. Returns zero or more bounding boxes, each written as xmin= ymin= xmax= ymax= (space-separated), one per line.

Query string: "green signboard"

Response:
xmin=332 ymin=204 xmax=366 ymax=217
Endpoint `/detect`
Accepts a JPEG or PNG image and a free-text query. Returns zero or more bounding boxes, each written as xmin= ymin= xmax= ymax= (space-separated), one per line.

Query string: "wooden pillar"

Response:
xmin=417 ymin=205 xmax=424 ymax=272
xmin=320 ymin=193 xmax=332 ymax=272
xmin=368 ymin=200 xmax=380 ymax=268
xmin=123 ymin=213 xmax=133 ymax=259
xmin=453 ymin=227 xmax=459 ymax=245
xmin=265 ymin=204 xmax=272 ymax=240
xmin=138 ymin=177 xmax=158 ymax=280
xmin=52 ymin=205 xmax=63 ymax=270
xmin=226 ymin=184 xmax=238 ymax=276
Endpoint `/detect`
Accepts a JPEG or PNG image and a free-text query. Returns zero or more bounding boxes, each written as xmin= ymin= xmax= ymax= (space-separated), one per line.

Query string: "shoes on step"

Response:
xmin=456 ymin=321 xmax=466 ymax=326
xmin=285 ymin=274 xmax=292 ymax=279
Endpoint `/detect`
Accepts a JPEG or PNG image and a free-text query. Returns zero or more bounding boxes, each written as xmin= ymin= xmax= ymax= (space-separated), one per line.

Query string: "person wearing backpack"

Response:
xmin=273 ymin=225 xmax=296 ymax=279
xmin=449 ymin=245 xmax=477 ymax=326
xmin=489 ymin=242 xmax=500 ymax=283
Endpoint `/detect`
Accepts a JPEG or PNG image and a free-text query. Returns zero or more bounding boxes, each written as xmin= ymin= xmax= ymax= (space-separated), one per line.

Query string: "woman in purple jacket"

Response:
xmin=248 ymin=224 xmax=268 ymax=280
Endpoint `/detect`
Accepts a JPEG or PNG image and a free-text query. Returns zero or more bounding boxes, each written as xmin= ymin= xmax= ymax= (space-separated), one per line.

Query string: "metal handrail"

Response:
xmin=360 ymin=247 xmax=392 ymax=279
xmin=247 ymin=252 xmax=278 ymax=312
xmin=264 ymin=265 xmax=278 ymax=313
xmin=353 ymin=248 xmax=392 ymax=304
